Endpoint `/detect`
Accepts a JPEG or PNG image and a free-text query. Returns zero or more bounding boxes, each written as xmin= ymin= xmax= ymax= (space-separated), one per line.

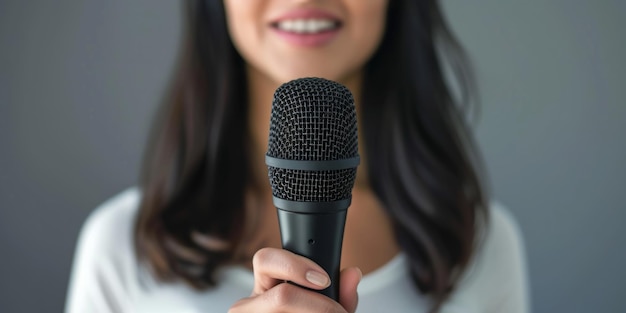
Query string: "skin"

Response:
xmin=223 ymin=0 xmax=397 ymax=311
xmin=228 ymin=249 xmax=362 ymax=312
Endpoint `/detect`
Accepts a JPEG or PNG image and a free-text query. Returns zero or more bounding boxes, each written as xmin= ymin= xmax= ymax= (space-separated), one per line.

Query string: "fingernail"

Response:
xmin=306 ymin=270 xmax=330 ymax=288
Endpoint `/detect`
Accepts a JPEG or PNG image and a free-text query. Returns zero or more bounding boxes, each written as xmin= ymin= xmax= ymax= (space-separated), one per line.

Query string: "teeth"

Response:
xmin=277 ymin=19 xmax=337 ymax=34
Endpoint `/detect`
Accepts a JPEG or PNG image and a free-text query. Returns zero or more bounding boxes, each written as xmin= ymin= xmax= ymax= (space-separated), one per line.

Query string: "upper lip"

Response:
xmin=270 ymin=8 xmax=342 ymax=25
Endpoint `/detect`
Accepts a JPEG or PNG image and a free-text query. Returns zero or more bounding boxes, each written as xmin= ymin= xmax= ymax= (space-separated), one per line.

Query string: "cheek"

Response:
xmin=223 ymin=1 xmax=262 ymax=60
xmin=351 ymin=1 xmax=389 ymax=59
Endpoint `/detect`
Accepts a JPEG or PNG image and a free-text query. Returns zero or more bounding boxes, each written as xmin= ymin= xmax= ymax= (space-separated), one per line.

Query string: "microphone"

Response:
xmin=265 ymin=77 xmax=359 ymax=301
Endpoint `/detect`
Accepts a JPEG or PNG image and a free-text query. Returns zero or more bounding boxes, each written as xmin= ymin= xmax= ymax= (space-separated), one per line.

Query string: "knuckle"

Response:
xmin=252 ymin=248 xmax=299 ymax=278
xmin=252 ymin=247 xmax=273 ymax=268
xmin=269 ymin=283 xmax=297 ymax=308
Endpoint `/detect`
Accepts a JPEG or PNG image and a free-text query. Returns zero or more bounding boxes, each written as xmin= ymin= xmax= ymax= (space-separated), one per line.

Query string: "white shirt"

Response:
xmin=65 ymin=188 xmax=530 ymax=313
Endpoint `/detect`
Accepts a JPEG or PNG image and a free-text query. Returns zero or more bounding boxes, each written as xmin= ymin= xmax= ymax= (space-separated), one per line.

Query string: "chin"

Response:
xmin=275 ymin=68 xmax=358 ymax=86
xmin=276 ymin=70 xmax=333 ymax=81
xmin=266 ymin=59 xmax=343 ymax=81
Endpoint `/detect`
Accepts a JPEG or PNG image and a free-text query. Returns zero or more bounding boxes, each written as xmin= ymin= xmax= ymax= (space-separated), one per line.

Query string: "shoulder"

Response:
xmin=77 ymin=188 xmax=140 ymax=257
xmin=446 ymin=201 xmax=530 ymax=313
xmin=479 ymin=202 xmax=529 ymax=288
xmin=482 ymin=201 xmax=526 ymax=262
xmin=65 ymin=188 xmax=141 ymax=313
xmin=83 ymin=188 xmax=140 ymax=236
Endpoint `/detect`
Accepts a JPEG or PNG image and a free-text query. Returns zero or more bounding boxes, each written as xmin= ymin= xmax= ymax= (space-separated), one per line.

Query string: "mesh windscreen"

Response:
xmin=267 ymin=77 xmax=358 ymax=202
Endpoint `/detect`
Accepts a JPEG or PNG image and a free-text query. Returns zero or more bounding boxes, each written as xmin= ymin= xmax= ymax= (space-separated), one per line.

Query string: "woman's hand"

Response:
xmin=228 ymin=247 xmax=362 ymax=313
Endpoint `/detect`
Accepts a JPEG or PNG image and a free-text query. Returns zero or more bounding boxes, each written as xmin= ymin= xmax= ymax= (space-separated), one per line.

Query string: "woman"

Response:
xmin=66 ymin=0 xmax=529 ymax=312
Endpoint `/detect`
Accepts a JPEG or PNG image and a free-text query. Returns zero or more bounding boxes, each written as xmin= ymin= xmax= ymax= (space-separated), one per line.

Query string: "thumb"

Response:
xmin=338 ymin=267 xmax=362 ymax=313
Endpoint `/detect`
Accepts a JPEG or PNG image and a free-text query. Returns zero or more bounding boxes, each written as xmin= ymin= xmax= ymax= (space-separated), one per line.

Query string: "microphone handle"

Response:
xmin=276 ymin=209 xmax=347 ymax=301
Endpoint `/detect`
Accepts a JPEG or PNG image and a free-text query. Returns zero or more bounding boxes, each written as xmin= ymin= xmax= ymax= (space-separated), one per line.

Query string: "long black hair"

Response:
xmin=135 ymin=0 xmax=487 ymax=311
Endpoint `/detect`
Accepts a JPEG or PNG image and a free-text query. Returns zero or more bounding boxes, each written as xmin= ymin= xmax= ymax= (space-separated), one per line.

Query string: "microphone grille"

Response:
xmin=267 ymin=77 xmax=358 ymax=202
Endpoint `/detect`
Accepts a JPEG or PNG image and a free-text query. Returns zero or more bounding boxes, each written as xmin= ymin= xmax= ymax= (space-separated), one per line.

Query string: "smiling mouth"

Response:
xmin=272 ymin=19 xmax=342 ymax=34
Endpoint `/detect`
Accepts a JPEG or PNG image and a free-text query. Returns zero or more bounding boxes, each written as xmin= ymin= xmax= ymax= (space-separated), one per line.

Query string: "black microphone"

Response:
xmin=265 ymin=77 xmax=359 ymax=301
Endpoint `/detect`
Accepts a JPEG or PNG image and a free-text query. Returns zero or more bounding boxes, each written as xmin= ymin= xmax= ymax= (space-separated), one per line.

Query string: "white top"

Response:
xmin=65 ymin=188 xmax=530 ymax=313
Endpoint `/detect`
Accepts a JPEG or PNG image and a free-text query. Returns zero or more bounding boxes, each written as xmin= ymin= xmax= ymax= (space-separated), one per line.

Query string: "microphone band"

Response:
xmin=272 ymin=197 xmax=351 ymax=214
xmin=265 ymin=155 xmax=360 ymax=171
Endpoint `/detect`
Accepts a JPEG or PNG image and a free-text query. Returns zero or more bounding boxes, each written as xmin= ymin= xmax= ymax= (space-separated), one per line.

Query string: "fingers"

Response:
xmin=251 ymin=247 xmax=331 ymax=296
xmin=339 ymin=267 xmax=362 ymax=313
xmin=230 ymin=247 xmax=362 ymax=313
xmin=229 ymin=282 xmax=347 ymax=313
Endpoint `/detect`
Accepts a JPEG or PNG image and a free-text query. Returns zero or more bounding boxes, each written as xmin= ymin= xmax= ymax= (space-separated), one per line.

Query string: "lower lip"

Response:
xmin=272 ymin=28 xmax=340 ymax=47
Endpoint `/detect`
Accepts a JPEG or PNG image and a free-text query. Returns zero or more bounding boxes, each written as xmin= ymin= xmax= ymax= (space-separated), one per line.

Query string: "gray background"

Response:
xmin=1 ymin=0 xmax=624 ymax=312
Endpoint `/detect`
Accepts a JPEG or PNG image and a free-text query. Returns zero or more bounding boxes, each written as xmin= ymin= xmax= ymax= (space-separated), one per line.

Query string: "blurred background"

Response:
xmin=1 ymin=0 xmax=624 ymax=312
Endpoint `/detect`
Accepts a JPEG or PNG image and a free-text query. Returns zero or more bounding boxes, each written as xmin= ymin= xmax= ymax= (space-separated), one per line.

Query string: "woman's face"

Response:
xmin=223 ymin=0 xmax=389 ymax=86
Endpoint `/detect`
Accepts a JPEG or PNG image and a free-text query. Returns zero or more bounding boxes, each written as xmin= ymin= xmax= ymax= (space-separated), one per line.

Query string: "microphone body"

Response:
xmin=266 ymin=77 xmax=359 ymax=301
xmin=277 ymin=206 xmax=347 ymax=299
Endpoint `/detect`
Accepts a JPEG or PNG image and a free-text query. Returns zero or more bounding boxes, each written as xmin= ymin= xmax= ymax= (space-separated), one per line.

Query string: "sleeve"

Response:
xmin=447 ymin=202 xmax=531 ymax=313
xmin=65 ymin=190 xmax=138 ymax=313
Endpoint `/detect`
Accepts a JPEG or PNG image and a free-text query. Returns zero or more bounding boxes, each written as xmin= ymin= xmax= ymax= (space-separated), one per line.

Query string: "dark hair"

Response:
xmin=135 ymin=0 xmax=487 ymax=311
